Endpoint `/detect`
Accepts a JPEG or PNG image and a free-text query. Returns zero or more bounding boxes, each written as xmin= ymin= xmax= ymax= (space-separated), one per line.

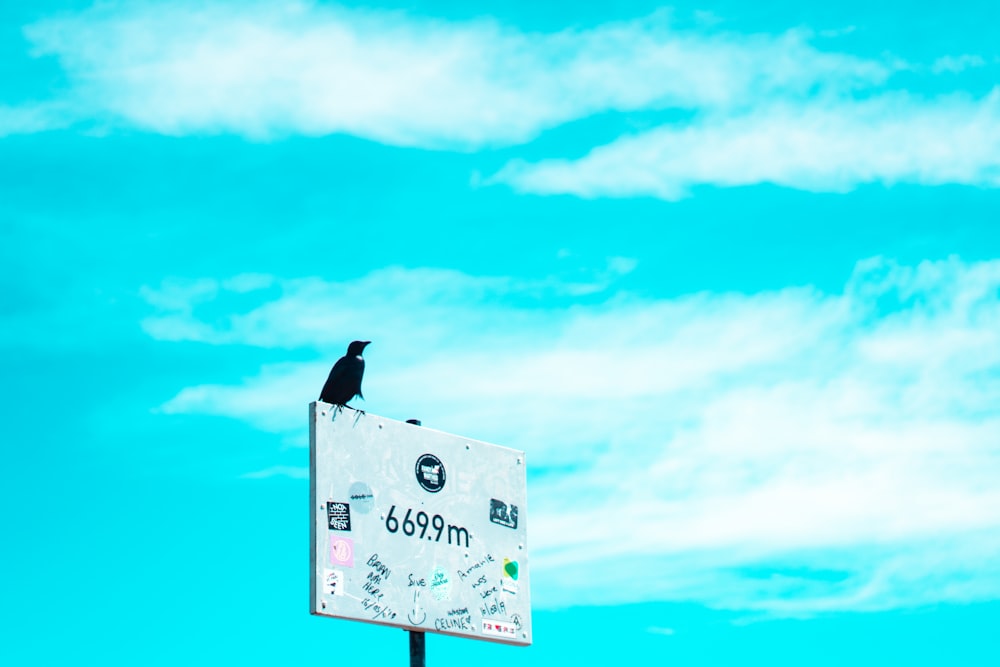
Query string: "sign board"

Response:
xmin=310 ymin=403 xmax=531 ymax=646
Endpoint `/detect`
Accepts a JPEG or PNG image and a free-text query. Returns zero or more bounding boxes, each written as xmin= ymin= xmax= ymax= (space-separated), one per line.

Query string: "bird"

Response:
xmin=319 ymin=340 xmax=370 ymax=409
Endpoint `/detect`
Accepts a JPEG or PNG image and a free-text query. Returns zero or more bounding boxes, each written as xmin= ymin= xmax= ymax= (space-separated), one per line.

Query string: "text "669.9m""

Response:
xmin=384 ymin=505 xmax=470 ymax=548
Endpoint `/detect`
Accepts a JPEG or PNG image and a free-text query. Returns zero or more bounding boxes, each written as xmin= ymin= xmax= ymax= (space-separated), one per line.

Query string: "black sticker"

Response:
xmin=415 ymin=454 xmax=446 ymax=493
xmin=489 ymin=498 xmax=518 ymax=529
xmin=327 ymin=501 xmax=352 ymax=531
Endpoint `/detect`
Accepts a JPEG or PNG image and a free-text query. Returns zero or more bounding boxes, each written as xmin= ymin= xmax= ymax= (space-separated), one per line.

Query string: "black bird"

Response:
xmin=319 ymin=340 xmax=370 ymax=408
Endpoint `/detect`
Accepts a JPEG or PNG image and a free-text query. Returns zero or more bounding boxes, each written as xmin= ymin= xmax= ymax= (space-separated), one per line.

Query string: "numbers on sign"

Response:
xmin=432 ymin=513 xmax=444 ymax=541
xmin=385 ymin=505 xmax=399 ymax=533
xmin=383 ymin=505 xmax=469 ymax=547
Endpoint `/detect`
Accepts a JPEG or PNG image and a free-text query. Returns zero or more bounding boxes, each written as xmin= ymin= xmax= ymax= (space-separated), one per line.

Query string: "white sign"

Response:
xmin=309 ymin=403 xmax=532 ymax=646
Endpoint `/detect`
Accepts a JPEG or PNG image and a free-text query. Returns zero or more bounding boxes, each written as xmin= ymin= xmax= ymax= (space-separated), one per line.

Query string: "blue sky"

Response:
xmin=3 ymin=0 xmax=1000 ymax=664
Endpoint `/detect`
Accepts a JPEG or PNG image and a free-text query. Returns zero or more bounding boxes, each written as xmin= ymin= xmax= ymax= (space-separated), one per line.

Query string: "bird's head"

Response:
xmin=347 ymin=340 xmax=371 ymax=356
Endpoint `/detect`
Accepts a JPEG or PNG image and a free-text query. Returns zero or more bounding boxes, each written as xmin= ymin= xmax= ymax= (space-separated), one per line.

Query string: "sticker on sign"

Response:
xmin=482 ymin=619 xmax=519 ymax=639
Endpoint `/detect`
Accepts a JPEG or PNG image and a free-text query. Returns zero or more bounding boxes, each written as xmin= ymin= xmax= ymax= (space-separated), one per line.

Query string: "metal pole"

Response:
xmin=409 ymin=630 xmax=426 ymax=667
xmin=406 ymin=419 xmax=425 ymax=667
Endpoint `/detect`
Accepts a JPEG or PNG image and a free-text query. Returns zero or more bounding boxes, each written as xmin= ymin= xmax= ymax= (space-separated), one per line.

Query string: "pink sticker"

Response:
xmin=330 ymin=536 xmax=355 ymax=567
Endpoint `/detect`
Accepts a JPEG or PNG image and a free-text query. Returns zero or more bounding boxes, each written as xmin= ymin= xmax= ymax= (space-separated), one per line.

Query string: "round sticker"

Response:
xmin=414 ymin=453 xmax=446 ymax=493
xmin=348 ymin=481 xmax=375 ymax=514
xmin=329 ymin=537 xmax=354 ymax=567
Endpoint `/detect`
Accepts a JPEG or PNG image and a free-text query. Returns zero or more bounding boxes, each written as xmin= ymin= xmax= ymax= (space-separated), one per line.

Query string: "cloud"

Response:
xmin=931 ymin=54 xmax=988 ymax=74
xmin=241 ymin=465 xmax=309 ymax=480
xmin=160 ymin=362 xmax=322 ymax=436
xmin=493 ymin=89 xmax=1000 ymax=199
xmin=15 ymin=2 xmax=995 ymax=199
xmin=23 ymin=1 xmax=889 ymax=148
xmin=140 ymin=262 xmax=636 ymax=350
xmin=143 ymin=256 xmax=1000 ymax=613
xmin=0 ymin=101 xmax=75 ymax=137
xmin=19 ymin=2 xmax=992 ymax=199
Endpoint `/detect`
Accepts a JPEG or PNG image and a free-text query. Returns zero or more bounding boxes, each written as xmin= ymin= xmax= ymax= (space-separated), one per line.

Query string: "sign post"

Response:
xmin=310 ymin=403 xmax=532 ymax=655
xmin=409 ymin=628 xmax=425 ymax=667
xmin=406 ymin=419 xmax=426 ymax=667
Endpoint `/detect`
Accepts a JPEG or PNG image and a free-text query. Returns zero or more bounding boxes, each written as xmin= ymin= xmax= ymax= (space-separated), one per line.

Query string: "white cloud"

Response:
xmin=15 ymin=2 xmax=997 ymax=199
xmin=23 ymin=1 xmax=889 ymax=148
xmin=931 ymin=54 xmax=988 ymax=74
xmin=242 ymin=465 xmax=309 ymax=480
xmin=141 ymin=262 xmax=636 ymax=350
xmin=160 ymin=362 xmax=322 ymax=435
xmin=0 ymin=101 xmax=74 ymax=137
xmin=493 ymin=90 xmax=1000 ymax=199
xmin=143 ymin=256 xmax=1000 ymax=613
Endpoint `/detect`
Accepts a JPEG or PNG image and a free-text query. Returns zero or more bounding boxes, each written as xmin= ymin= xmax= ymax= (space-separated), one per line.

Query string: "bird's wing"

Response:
xmin=319 ymin=356 xmax=350 ymax=400
xmin=328 ymin=356 xmax=349 ymax=380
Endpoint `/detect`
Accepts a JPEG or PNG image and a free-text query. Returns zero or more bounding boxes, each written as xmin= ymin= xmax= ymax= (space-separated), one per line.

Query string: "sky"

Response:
xmin=2 ymin=0 xmax=1000 ymax=664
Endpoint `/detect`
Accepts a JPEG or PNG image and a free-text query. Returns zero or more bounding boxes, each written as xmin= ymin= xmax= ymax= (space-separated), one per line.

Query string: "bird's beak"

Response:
xmin=362 ymin=340 xmax=371 ymax=347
